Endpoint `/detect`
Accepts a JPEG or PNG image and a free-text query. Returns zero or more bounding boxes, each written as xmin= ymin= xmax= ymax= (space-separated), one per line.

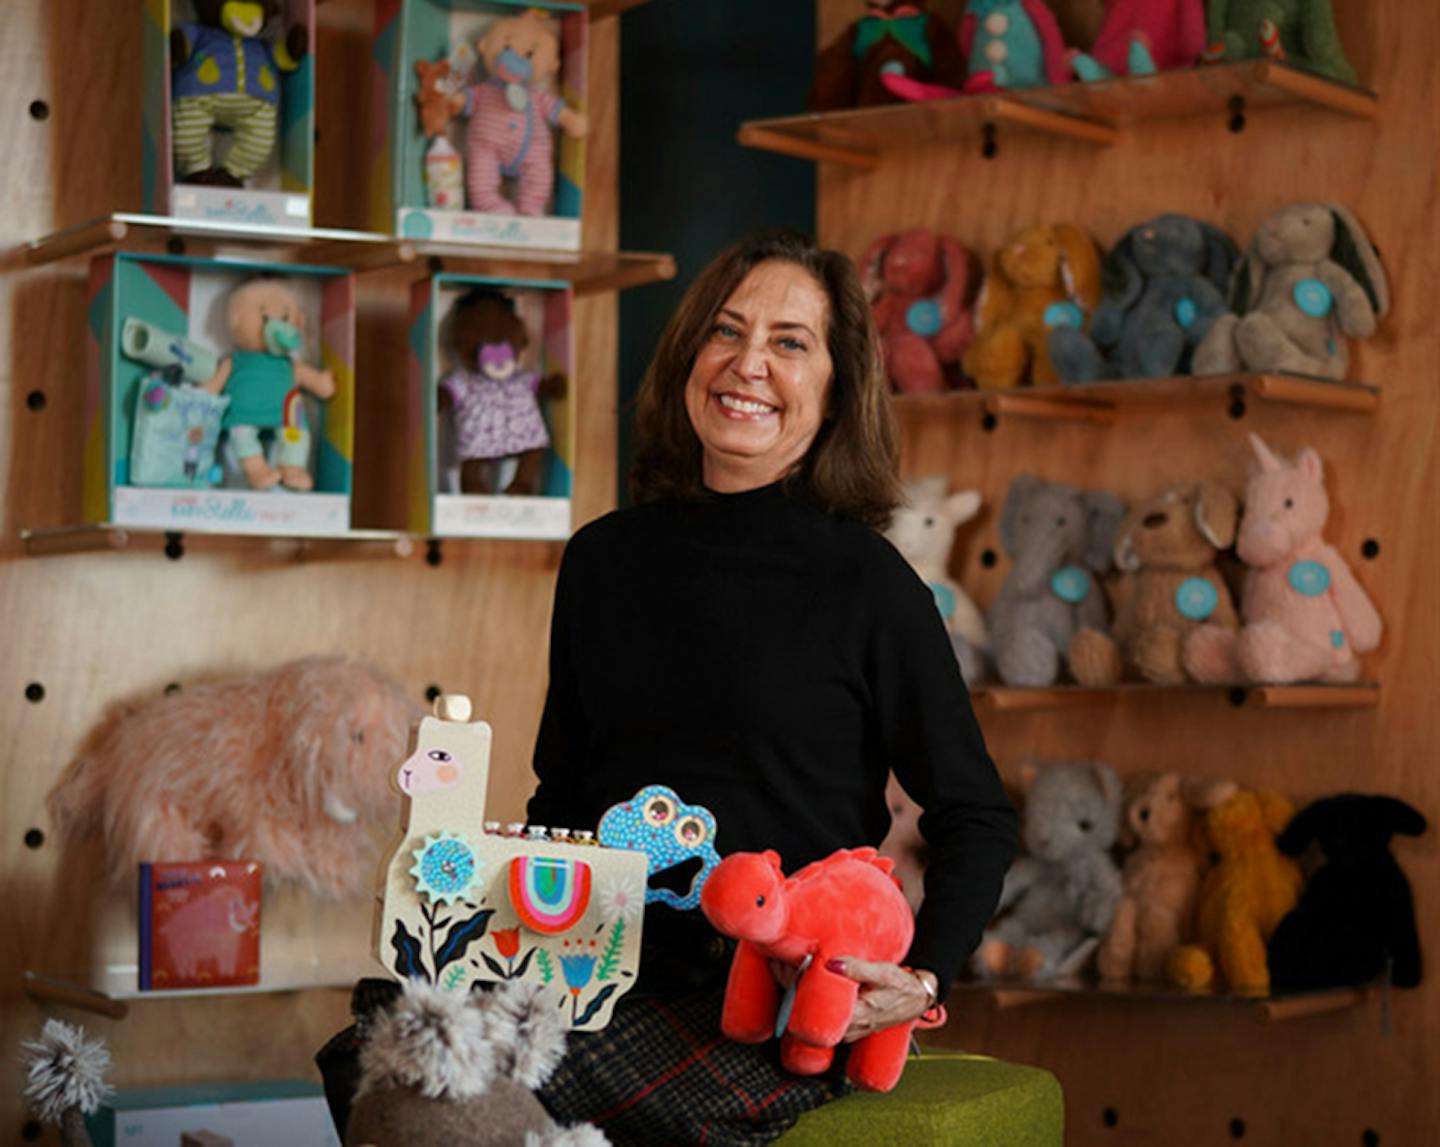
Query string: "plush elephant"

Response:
xmin=1051 ymin=214 xmax=1239 ymax=383
xmin=988 ymin=476 xmax=1127 ymax=687
xmin=1193 ymin=202 xmax=1388 ymax=381
xmin=1205 ymin=0 xmax=1357 ymax=85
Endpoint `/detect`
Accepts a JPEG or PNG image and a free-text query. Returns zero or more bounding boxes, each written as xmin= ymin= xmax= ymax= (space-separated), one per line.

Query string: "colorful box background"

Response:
xmin=84 ymin=253 xmax=355 ymax=534
xmin=86 ymin=1080 xmax=340 ymax=1147
xmin=406 ymin=274 xmax=574 ymax=537
xmin=143 ymin=0 xmax=316 ymax=226
xmin=371 ymin=0 xmax=586 ymax=248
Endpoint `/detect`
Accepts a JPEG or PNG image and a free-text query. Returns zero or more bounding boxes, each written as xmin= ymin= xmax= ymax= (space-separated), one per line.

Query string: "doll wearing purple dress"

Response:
xmin=441 ymin=343 xmax=551 ymax=496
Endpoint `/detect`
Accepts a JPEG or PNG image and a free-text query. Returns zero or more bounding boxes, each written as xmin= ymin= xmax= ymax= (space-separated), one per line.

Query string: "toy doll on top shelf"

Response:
xmin=439 ymin=7 xmax=588 ymax=217
xmin=440 ymin=289 xmax=562 ymax=496
xmin=171 ymin=0 xmax=308 ymax=188
xmin=206 ymin=276 xmax=336 ymax=491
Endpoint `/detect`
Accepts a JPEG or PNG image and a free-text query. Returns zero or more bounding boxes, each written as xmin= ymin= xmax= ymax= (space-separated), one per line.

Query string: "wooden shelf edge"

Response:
xmin=21 ymin=524 xmax=416 ymax=559
xmin=1255 ymin=986 xmax=1377 ymax=1022
xmin=982 ymin=391 xmax=1117 ymax=424
xmin=972 ymin=684 xmax=1380 ymax=712
xmin=1256 ymin=61 xmax=1379 ymax=119
xmin=958 ymin=978 xmax=1379 ymax=1021
xmin=1251 ymin=684 xmax=1380 ymax=709
xmin=985 ymin=97 xmax=1119 ymax=146
xmin=736 ymin=124 xmax=880 ymax=171
xmin=1251 ymin=373 xmax=1380 ymax=412
xmin=973 ymin=687 xmax=1120 ymax=712
xmin=23 ymin=971 xmax=129 ymax=1020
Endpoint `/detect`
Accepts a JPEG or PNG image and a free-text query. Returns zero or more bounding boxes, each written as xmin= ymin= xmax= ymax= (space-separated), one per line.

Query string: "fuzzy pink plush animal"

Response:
xmin=1070 ymin=0 xmax=1206 ymax=79
xmin=1188 ymin=435 xmax=1382 ymax=684
xmin=48 ymin=656 xmax=419 ymax=898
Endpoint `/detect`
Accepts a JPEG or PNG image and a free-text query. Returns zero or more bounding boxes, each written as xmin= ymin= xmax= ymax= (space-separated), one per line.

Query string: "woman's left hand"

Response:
xmin=825 ymin=957 xmax=935 ymax=1043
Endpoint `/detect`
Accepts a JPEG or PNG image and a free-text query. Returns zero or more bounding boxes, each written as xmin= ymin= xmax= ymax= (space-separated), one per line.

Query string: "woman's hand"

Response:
xmin=826 ymin=957 xmax=937 ymax=1043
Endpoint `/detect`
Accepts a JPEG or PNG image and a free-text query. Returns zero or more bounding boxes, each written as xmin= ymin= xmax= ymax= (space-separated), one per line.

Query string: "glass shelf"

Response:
xmin=971 ymin=683 xmax=1380 ymax=712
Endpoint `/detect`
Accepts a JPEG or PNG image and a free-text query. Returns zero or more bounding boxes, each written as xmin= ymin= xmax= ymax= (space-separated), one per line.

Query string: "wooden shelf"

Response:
xmin=21 ymin=970 xmax=353 ymax=1020
xmin=6 ymin=214 xmax=677 ymax=295
xmin=737 ymin=62 xmax=1375 ymax=169
xmin=894 ymin=373 xmax=1379 ymax=424
xmin=956 ymin=976 xmax=1379 ymax=1023
xmin=972 ymin=683 xmax=1380 ymax=712
xmin=20 ymin=523 xmax=416 ymax=560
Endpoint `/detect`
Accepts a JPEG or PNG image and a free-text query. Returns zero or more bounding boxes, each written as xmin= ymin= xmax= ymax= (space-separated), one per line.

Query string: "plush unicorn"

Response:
xmin=1188 ymin=435 xmax=1382 ymax=684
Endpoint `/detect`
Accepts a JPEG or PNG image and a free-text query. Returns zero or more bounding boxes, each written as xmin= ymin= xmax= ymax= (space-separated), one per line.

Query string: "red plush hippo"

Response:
xmin=700 ymin=847 xmax=919 ymax=1092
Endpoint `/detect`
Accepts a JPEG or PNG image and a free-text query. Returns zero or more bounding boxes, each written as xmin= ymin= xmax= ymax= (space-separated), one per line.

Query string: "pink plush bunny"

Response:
xmin=1187 ymin=435 xmax=1381 ymax=684
xmin=1071 ymin=0 xmax=1207 ymax=80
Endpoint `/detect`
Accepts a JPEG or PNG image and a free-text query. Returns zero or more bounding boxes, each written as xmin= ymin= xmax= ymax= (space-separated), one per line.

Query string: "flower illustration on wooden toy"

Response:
xmin=560 ymin=939 xmax=599 ymax=1022
xmin=410 ymin=832 xmax=481 ymax=905
xmin=598 ymin=874 xmax=644 ymax=922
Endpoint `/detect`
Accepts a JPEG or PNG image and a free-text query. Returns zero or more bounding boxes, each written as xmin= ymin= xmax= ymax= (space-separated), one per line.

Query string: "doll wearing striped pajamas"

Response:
xmin=463 ymin=81 xmax=564 ymax=216
xmin=171 ymin=13 xmax=304 ymax=184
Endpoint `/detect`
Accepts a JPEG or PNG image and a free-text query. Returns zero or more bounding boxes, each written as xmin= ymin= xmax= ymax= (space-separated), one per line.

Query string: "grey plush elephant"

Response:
xmin=1193 ymin=202 xmax=1389 ymax=381
xmin=988 ymin=475 xmax=1127 ymax=687
xmin=1051 ymin=214 xmax=1239 ymax=383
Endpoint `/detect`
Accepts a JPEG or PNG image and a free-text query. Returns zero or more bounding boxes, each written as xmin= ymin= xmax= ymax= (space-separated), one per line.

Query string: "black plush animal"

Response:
xmin=1267 ymin=794 xmax=1425 ymax=992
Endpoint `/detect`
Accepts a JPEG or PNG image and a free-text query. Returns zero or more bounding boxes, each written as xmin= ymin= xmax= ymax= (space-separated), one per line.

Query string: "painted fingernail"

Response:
xmin=825 ymin=959 xmax=846 ymax=974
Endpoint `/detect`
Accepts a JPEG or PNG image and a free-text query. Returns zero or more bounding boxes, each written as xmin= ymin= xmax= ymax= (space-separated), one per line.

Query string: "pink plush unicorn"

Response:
xmin=1070 ymin=0 xmax=1207 ymax=80
xmin=1187 ymin=435 xmax=1381 ymax=684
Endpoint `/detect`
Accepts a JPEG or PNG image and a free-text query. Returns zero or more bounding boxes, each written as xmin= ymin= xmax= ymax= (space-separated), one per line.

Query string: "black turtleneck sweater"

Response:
xmin=528 ymin=482 xmax=1017 ymax=998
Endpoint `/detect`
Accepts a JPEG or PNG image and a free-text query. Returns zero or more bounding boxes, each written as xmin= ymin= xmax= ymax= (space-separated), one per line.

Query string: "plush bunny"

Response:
xmin=1166 ymin=789 xmax=1302 ymax=995
xmin=884 ymin=477 xmax=988 ymax=682
xmin=1051 ymin=214 xmax=1239 ymax=383
xmin=346 ymin=979 xmax=608 ymax=1146
xmin=1268 ymin=794 xmax=1426 ymax=992
xmin=1068 ymin=0 xmax=1207 ymax=80
xmin=975 ymin=761 xmax=1124 ymax=981
xmin=988 ymin=475 xmax=1127 ymax=687
xmin=963 ymin=224 xmax=1103 ymax=389
xmin=1204 ymin=0 xmax=1357 ymax=84
xmin=47 ymin=656 xmax=419 ymax=899
xmin=807 ymin=1 xmax=967 ymax=110
xmin=1097 ymin=773 xmax=1236 ymax=983
xmin=1068 ymin=481 xmax=1241 ymax=685
xmin=863 ymin=229 xmax=980 ymax=394
xmin=1187 ymin=435 xmax=1381 ymax=684
xmin=1193 ymin=203 xmax=1388 ymax=381
xmin=958 ymin=1 xmax=1072 ymax=92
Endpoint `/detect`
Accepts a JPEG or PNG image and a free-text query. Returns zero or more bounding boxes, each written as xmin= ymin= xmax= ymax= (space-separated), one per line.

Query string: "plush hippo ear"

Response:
xmin=762 ymin=849 xmax=783 ymax=872
xmin=1082 ymin=490 xmax=1128 ymax=574
xmin=1328 ymin=203 xmax=1390 ymax=318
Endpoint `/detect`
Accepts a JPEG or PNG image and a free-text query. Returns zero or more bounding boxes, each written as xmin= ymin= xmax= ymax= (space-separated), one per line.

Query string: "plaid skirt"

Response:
xmin=317 ymin=979 xmax=849 ymax=1147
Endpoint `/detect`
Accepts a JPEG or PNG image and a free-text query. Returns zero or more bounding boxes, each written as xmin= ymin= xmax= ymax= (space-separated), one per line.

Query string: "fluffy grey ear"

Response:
xmin=1328 ymin=203 xmax=1389 ymax=317
xmin=1229 ymin=238 xmax=1264 ymax=315
xmin=999 ymin=475 xmax=1042 ymax=557
xmin=1082 ymin=490 xmax=1127 ymax=573
xmin=1102 ymin=231 xmax=1143 ymax=310
xmin=1198 ymin=222 xmax=1240 ymax=296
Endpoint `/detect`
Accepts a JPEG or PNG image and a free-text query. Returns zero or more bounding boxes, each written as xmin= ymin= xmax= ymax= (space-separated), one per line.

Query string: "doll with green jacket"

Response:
xmin=1204 ymin=0 xmax=1357 ymax=85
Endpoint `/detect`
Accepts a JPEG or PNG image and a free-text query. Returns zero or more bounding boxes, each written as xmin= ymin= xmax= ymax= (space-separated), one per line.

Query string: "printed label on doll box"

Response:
xmin=171 ymin=187 xmax=311 ymax=227
xmin=114 ymin=488 xmax=349 ymax=535
xmin=398 ymin=208 xmax=580 ymax=251
xmin=433 ymin=494 xmax=571 ymax=539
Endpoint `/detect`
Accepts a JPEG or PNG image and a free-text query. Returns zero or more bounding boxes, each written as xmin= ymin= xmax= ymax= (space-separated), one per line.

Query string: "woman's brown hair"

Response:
xmin=629 ymin=231 xmax=901 ymax=529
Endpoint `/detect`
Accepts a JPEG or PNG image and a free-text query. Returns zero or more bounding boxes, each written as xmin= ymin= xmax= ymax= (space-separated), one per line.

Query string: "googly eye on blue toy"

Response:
xmin=598 ymin=784 xmax=721 ymax=911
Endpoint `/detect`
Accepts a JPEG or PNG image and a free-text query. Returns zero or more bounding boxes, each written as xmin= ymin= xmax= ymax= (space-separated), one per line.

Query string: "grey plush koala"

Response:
xmin=1193 ymin=202 xmax=1389 ymax=381
xmin=987 ymin=475 xmax=1127 ymax=687
xmin=974 ymin=760 xmax=1124 ymax=980
xmin=1051 ymin=214 xmax=1239 ymax=383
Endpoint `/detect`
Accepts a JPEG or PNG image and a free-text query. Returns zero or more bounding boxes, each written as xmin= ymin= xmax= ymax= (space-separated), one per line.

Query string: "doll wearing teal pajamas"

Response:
xmin=170 ymin=5 xmax=308 ymax=186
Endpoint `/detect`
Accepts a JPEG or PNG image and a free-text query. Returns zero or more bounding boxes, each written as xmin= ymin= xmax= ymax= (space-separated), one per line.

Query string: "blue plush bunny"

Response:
xmin=1051 ymin=214 xmax=1239 ymax=383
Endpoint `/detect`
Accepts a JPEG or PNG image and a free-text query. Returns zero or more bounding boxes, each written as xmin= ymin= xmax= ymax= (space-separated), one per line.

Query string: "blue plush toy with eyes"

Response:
xmin=598 ymin=785 xmax=721 ymax=911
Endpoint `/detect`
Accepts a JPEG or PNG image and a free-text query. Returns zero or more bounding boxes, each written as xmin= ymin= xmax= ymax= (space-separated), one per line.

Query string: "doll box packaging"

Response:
xmin=84 ymin=253 xmax=356 ymax=536
xmin=406 ymin=273 xmax=575 ymax=539
xmin=138 ymin=861 xmax=262 ymax=990
xmin=144 ymin=1 xmax=317 ymax=228
xmin=85 ymin=1080 xmax=339 ymax=1147
xmin=372 ymin=0 xmax=587 ymax=249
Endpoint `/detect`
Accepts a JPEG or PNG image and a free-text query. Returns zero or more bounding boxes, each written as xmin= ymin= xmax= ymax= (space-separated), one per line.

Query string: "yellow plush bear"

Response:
xmin=1166 ymin=789 xmax=1303 ymax=996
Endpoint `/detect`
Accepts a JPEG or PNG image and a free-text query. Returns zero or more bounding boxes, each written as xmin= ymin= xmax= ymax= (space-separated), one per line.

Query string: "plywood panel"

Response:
xmin=819 ymin=1 xmax=1436 ymax=1143
xmin=0 ymin=0 xmax=621 ymax=1135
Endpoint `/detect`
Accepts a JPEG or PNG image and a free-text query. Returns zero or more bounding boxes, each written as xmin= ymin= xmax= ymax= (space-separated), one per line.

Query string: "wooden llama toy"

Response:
xmin=374 ymin=694 xmax=647 ymax=1029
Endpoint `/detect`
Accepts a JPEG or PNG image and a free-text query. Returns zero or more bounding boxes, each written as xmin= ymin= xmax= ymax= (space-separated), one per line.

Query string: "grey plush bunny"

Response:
xmin=1193 ymin=202 xmax=1389 ymax=381
xmin=974 ymin=760 xmax=1124 ymax=980
xmin=1051 ymin=214 xmax=1239 ymax=382
xmin=987 ymin=475 xmax=1127 ymax=687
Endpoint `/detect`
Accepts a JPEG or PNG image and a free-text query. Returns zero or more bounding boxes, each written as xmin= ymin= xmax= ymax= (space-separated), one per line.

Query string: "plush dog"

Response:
xmin=347 ymin=980 xmax=607 ymax=1146
xmin=1097 ymin=773 xmax=1236 ymax=983
xmin=1068 ymin=481 xmax=1241 ymax=685
xmin=1268 ymin=794 xmax=1426 ymax=991
xmin=963 ymin=224 xmax=1103 ymax=389
xmin=808 ymin=1 xmax=967 ymax=110
xmin=1166 ymin=789 xmax=1303 ymax=995
xmin=48 ymin=656 xmax=419 ymax=899
xmin=1193 ymin=202 xmax=1388 ymax=381
xmin=975 ymin=761 xmax=1124 ymax=980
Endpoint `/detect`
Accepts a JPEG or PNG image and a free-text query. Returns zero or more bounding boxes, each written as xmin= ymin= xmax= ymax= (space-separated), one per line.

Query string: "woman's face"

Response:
xmin=684 ymin=260 xmax=834 ymax=493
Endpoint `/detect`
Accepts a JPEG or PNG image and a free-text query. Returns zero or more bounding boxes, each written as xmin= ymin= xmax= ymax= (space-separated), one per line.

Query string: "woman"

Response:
xmin=526 ymin=231 xmax=1017 ymax=1144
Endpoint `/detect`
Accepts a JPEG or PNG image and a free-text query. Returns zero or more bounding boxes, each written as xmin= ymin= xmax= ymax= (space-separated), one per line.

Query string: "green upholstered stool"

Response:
xmin=775 ymin=1053 xmax=1063 ymax=1146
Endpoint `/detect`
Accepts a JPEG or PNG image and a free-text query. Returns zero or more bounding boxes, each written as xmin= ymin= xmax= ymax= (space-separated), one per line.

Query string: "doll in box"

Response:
xmin=440 ymin=289 xmax=560 ymax=496
xmin=207 ymin=276 xmax=336 ymax=491
xmin=171 ymin=0 xmax=309 ymax=188
xmin=447 ymin=7 xmax=588 ymax=216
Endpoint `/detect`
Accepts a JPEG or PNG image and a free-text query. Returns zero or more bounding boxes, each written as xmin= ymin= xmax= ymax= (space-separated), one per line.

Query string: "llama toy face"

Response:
xmin=397 ymin=745 xmax=464 ymax=793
